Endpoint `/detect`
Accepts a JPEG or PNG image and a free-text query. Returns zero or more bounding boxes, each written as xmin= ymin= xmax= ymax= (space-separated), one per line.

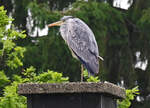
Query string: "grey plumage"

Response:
xmin=60 ymin=16 xmax=100 ymax=75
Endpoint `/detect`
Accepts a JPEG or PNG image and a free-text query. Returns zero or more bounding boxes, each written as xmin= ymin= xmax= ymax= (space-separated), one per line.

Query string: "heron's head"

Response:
xmin=48 ymin=16 xmax=73 ymax=27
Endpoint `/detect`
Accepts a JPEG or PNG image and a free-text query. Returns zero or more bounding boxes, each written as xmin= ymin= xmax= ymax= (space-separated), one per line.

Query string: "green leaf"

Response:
xmin=118 ymin=86 xmax=139 ymax=108
xmin=0 ymin=71 xmax=10 ymax=88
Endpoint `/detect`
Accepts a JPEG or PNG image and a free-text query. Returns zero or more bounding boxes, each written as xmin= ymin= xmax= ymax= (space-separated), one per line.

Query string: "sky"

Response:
xmin=113 ymin=0 xmax=132 ymax=9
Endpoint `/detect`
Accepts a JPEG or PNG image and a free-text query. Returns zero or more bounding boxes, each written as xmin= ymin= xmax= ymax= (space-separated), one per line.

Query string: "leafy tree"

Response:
xmin=0 ymin=5 xmax=26 ymax=107
xmin=0 ymin=6 xmax=26 ymax=93
xmin=0 ymin=71 xmax=10 ymax=91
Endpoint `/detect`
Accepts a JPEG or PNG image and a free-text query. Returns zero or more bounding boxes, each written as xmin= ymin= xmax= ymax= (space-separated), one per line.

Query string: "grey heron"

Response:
xmin=48 ymin=16 xmax=103 ymax=81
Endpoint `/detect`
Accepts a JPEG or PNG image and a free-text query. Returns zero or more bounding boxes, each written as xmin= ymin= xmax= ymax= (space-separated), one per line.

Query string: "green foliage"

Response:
xmin=0 ymin=5 xmax=27 ymax=108
xmin=0 ymin=6 xmax=26 ymax=75
xmin=7 ymin=46 xmax=26 ymax=69
xmin=21 ymin=66 xmax=69 ymax=83
xmin=34 ymin=70 xmax=69 ymax=83
xmin=83 ymin=70 xmax=100 ymax=82
xmin=0 ymin=6 xmax=11 ymax=30
xmin=0 ymin=81 xmax=27 ymax=108
xmin=22 ymin=66 xmax=36 ymax=80
xmin=0 ymin=66 xmax=69 ymax=108
xmin=138 ymin=8 xmax=150 ymax=34
xmin=118 ymin=86 xmax=139 ymax=108
xmin=0 ymin=71 xmax=10 ymax=89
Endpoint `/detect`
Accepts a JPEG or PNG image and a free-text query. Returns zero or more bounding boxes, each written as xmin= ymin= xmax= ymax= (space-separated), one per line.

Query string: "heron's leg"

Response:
xmin=81 ymin=64 xmax=84 ymax=82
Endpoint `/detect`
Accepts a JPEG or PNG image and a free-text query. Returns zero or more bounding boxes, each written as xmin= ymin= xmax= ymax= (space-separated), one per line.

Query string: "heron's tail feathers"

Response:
xmin=98 ymin=56 xmax=104 ymax=61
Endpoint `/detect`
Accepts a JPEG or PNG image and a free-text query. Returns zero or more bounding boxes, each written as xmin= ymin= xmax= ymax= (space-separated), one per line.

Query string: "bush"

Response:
xmin=118 ymin=86 xmax=139 ymax=108
xmin=0 ymin=66 xmax=69 ymax=108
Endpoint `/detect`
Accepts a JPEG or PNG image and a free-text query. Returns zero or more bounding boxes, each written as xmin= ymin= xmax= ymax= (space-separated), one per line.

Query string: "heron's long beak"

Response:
xmin=48 ymin=21 xmax=64 ymax=27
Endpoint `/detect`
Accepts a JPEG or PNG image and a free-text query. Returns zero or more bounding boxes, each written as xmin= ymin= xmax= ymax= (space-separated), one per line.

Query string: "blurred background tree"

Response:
xmin=1 ymin=0 xmax=150 ymax=107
